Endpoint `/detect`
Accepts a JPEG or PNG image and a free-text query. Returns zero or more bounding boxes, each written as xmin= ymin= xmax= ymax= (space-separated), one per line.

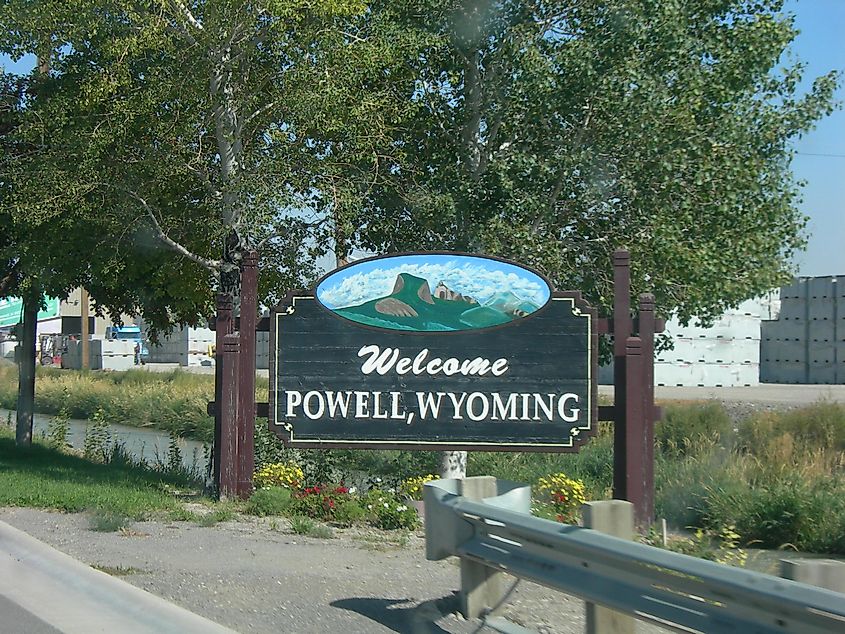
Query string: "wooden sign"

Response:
xmin=269 ymin=253 xmax=598 ymax=451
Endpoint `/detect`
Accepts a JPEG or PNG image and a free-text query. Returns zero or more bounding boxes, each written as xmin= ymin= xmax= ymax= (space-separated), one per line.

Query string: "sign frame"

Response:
xmin=268 ymin=252 xmax=598 ymax=452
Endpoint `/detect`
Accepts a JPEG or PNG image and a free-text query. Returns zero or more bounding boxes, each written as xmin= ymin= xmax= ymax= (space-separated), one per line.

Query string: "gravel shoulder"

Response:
xmin=0 ymin=507 xmax=674 ymax=634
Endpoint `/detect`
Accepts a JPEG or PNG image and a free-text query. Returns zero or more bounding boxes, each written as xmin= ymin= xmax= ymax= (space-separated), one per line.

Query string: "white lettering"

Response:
xmin=412 ymin=349 xmax=428 ymax=374
xmin=390 ymin=392 xmax=404 ymax=419
xmin=354 ymin=391 xmax=370 ymax=417
xmin=325 ymin=391 xmax=351 ymax=418
xmin=303 ymin=391 xmax=325 ymax=419
xmin=557 ymin=393 xmax=580 ymax=422
xmin=442 ymin=358 xmax=460 ymax=375
xmin=417 ymin=392 xmax=445 ymax=418
xmin=356 ymin=345 xmax=509 ymax=377
xmin=447 ymin=392 xmax=468 ymax=419
xmin=460 ymin=358 xmax=492 ymax=375
xmin=285 ymin=390 xmax=302 ymax=417
xmin=491 ymin=393 xmax=518 ymax=420
xmin=426 ymin=357 xmax=443 ymax=373
xmin=490 ymin=359 xmax=508 ymax=376
xmin=358 ymin=345 xmax=399 ymax=375
xmin=372 ymin=391 xmax=388 ymax=419
xmin=466 ymin=392 xmax=489 ymax=421
xmin=533 ymin=394 xmax=555 ymax=421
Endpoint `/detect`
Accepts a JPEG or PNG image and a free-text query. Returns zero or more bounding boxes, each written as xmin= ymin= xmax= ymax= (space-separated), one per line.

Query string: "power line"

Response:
xmin=795 ymin=151 xmax=845 ymax=158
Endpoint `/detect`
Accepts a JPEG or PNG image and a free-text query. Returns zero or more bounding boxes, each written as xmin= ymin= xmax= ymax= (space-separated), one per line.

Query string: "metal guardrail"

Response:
xmin=424 ymin=477 xmax=845 ymax=634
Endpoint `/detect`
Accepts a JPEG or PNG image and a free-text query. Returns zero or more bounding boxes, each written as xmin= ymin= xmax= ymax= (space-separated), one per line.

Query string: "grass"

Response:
xmin=0 ymin=426 xmax=201 ymax=519
xmin=289 ymin=515 xmax=334 ymax=538
xmin=0 ymin=365 xmax=267 ymax=441
xmin=3 ymin=365 xmax=844 ymax=554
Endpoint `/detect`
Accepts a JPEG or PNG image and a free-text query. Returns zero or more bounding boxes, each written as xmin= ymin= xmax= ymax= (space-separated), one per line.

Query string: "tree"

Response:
xmin=349 ymin=0 xmax=838 ymax=326
xmin=0 ymin=0 xmax=415 ymax=324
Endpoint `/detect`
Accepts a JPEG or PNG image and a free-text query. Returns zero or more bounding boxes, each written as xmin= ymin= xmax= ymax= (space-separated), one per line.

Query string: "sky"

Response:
xmin=1 ymin=2 xmax=842 ymax=277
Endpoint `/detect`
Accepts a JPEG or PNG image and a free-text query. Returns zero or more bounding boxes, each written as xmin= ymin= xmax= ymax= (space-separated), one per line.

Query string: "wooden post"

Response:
xmin=623 ymin=337 xmax=647 ymax=526
xmin=213 ymin=293 xmax=234 ymax=492
xmin=458 ymin=476 xmax=504 ymax=619
xmin=612 ymin=250 xmax=631 ymax=500
xmin=219 ymin=334 xmax=240 ymax=499
xmin=15 ymin=294 xmax=38 ymax=447
xmin=638 ymin=294 xmax=656 ymax=525
xmin=583 ymin=501 xmax=635 ymax=634
xmin=237 ymin=251 xmax=258 ymax=499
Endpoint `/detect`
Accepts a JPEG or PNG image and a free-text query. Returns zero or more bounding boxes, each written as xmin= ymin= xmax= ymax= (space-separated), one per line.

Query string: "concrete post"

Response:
xmin=583 ymin=500 xmax=635 ymax=634
xmin=781 ymin=559 xmax=845 ymax=594
xmin=458 ymin=476 xmax=505 ymax=620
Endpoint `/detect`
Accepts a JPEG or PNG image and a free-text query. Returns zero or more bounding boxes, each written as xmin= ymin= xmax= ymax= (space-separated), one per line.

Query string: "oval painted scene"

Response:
xmin=315 ymin=253 xmax=552 ymax=333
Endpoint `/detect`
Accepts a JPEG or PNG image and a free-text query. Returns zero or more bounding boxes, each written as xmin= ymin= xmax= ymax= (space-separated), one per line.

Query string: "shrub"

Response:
xmin=253 ymin=461 xmax=304 ymax=490
xmin=399 ymin=474 xmax=438 ymax=501
xmin=363 ymin=489 xmax=419 ymax=530
xmin=246 ymin=487 xmax=293 ymax=517
xmin=739 ymin=402 xmax=845 ymax=455
xmin=290 ymin=484 xmax=359 ymax=523
xmin=656 ymin=402 xmax=732 ymax=457
xmin=535 ymin=473 xmax=587 ymax=524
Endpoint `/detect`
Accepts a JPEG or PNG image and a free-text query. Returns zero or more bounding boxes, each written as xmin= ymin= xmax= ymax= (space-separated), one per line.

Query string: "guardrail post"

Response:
xmin=459 ymin=476 xmax=505 ymax=620
xmin=781 ymin=559 xmax=845 ymax=593
xmin=583 ymin=500 xmax=635 ymax=634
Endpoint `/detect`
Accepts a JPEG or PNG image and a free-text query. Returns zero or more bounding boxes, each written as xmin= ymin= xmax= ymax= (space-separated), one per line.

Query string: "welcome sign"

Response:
xmin=269 ymin=253 xmax=598 ymax=451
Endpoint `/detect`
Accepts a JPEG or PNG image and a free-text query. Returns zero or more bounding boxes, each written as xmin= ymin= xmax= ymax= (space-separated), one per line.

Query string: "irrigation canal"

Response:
xmin=1 ymin=408 xmax=209 ymax=475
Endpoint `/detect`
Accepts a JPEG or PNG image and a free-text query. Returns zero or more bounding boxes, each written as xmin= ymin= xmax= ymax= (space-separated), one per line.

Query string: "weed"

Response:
xmin=92 ymin=565 xmax=144 ymax=576
xmin=289 ymin=515 xmax=316 ymax=535
xmin=246 ymin=487 xmax=293 ymax=517
xmin=196 ymin=508 xmax=235 ymax=527
xmin=89 ymin=509 xmax=132 ymax=532
xmin=82 ymin=408 xmax=111 ymax=462
xmin=46 ymin=406 xmax=70 ymax=450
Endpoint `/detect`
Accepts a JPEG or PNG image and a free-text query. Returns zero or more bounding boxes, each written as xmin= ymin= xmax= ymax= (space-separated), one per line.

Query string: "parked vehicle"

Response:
xmin=105 ymin=325 xmax=149 ymax=364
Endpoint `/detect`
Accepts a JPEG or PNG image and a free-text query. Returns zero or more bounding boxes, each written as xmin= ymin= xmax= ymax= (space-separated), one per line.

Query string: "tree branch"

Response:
xmin=112 ymin=187 xmax=222 ymax=272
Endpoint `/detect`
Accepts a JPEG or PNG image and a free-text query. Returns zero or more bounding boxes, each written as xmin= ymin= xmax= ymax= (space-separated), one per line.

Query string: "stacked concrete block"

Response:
xmin=61 ymin=339 xmax=137 ymax=370
xmin=147 ymin=325 xmax=269 ymax=368
xmin=256 ymin=331 xmax=270 ymax=370
xmin=147 ymin=326 xmax=216 ymax=366
xmin=185 ymin=327 xmax=215 ymax=366
xmin=761 ymin=276 xmax=842 ymax=384
xmin=653 ymin=295 xmax=777 ymax=387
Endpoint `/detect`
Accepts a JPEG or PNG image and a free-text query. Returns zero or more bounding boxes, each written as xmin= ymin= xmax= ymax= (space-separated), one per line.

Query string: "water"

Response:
xmin=1 ymin=408 xmax=209 ymax=474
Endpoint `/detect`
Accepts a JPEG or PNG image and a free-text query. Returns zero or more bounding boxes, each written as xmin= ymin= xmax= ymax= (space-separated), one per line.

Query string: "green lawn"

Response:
xmin=0 ymin=429 xmax=200 ymax=518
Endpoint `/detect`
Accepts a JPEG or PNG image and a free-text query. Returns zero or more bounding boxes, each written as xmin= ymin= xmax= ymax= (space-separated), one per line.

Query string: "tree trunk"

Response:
xmin=15 ymin=293 xmax=37 ymax=447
